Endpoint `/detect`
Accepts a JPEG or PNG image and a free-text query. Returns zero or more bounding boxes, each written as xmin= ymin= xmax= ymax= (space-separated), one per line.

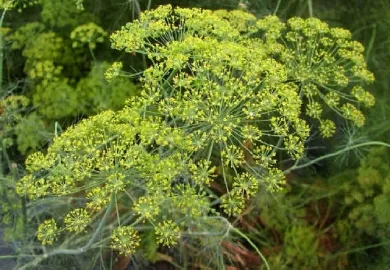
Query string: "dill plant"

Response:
xmin=14 ymin=5 xmax=380 ymax=268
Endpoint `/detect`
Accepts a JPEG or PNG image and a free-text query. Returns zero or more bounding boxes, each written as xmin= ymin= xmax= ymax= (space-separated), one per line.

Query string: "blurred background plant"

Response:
xmin=240 ymin=146 xmax=390 ymax=270
xmin=2 ymin=0 xmax=142 ymax=156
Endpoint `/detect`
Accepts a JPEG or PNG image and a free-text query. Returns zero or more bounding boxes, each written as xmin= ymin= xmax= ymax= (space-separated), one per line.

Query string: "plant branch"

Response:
xmin=231 ymin=226 xmax=270 ymax=270
xmin=284 ymin=141 xmax=390 ymax=174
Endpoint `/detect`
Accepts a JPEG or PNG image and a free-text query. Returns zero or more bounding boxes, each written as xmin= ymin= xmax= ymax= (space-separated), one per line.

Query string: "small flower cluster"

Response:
xmin=17 ymin=109 xmax=191 ymax=249
xmin=37 ymin=219 xmax=60 ymax=245
xmin=27 ymin=60 xmax=62 ymax=83
xmin=155 ymin=220 xmax=181 ymax=247
xmin=104 ymin=62 xmax=123 ymax=82
xmin=64 ymin=208 xmax=91 ymax=233
xmin=111 ymin=226 xmax=140 ymax=255
xmin=74 ymin=0 xmax=84 ymax=11
xmin=0 ymin=0 xmax=39 ymax=11
xmin=70 ymin=22 xmax=107 ymax=50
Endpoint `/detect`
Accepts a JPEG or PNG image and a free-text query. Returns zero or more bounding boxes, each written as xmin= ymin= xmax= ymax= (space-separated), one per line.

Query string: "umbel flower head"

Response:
xmin=110 ymin=226 xmax=141 ymax=255
xmin=17 ymin=5 xmax=375 ymax=258
xmin=64 ymin=208 xmax=91 ymax=233
xmin=37 ymin=219 xmax=60 ymax=245
xmin=155 ymin=220 xmax=181 ymax=247
xmin=70 ymin=22 xmax=107 ymax=50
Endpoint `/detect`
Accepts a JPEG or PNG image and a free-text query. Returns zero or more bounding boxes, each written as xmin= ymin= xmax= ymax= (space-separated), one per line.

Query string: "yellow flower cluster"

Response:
xmin=18 ymin=6 xmax=376 ymax=256
xmin=134 ymin=196 xmax=160 ymax=221
xmin=110 ymin=226 xmax=140 ymax=255
xmin=0 ymin=0 xmax=38 ymax=11
xmin=64 ymin=208 xmax=91 ymax=233
xmin=74 ymin=0 xmax=84 ymax=11
xmin=17 ymin=107 xmax=194 ymax=248
xmin=104 ymin=62 xmax=122 ymax=82
xmin=37 ymin=219 xmax=60 ymax=245
xmin=155 ymin=220 xmax=181 ymax=247
xmin=27 ymin=60 xmax=62 ymax=83
xmin=70 ymin=22 xmax=107 ymax=50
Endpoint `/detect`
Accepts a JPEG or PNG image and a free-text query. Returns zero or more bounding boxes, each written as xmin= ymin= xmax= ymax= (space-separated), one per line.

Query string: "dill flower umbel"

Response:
xmin=278 ymin=17 xmax=375 ymax=129
xmin=221 ymin=191 xmax=246 ymax=217
xmin=106 ymin=172 xmax=126 ymax=193
xmin=155 ymin=220 xmax=181 ymax=247
xmin=111 ymin=226 xmax=141 ymax=255
xmin=64 ymin=208 xmax=91 ymax=233
xmin=109 ymin=5 xmax=309 ymax=215
xmin=133 ymin=196 xmax=160 ymax=221
xmin=104 ymin=62 xmax=123 ymax=82
xmin=70 ymin=22 xmax=107 ymax=50
xmin=37 ymin=219 xmax=60 ymax=245
xmin=86 ymin=186 xmax=110 ymax=212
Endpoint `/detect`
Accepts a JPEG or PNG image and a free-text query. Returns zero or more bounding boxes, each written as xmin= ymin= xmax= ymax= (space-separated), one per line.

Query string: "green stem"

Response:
xmin=365 ymin=24 xmax=376 ymax=61
xmin=89 ymin=46 xmax=96 ymax=61
xmin=0 ymin=255 xmax=35 ymax=259
xmin=0 ymin=8 xmax=8 ymax=97
xmin=307 ymin=0 xmax=313 ymax=17
xmin=162 ymin=69 xmax=178 ymax=90
xmin=284 ymin=141 xmax=390 ymax=174
xmin=330 ymin=240 xmax=390 ymax=258
xmin=142 ymin=54 xmax=147 ymax=69
xmin=207 ymin=140 xmax=214 ymax=161
xmin=273 ymin=0 xmax=282 ymax=15
xmin=231 ymin=227 xmax=270 ymax=270
xmin=133 ymin=0 xmax=141 ymax=17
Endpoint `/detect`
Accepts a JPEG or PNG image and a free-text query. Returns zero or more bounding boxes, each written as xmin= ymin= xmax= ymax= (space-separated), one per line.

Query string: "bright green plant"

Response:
xmin=0 ymin=171 xmax=26 ymax=253
xmin=5 ymin=0 xmax=140 ymax=112
xmin=0 ymin=95 xmax=49 ymax=154
xmin=341 ymin=147 xmax=390 ymax=238
xmin=12 ymin=5 xmax=382 ymax=269
xmin=0 ymin=95 xmax=29 ymax=148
